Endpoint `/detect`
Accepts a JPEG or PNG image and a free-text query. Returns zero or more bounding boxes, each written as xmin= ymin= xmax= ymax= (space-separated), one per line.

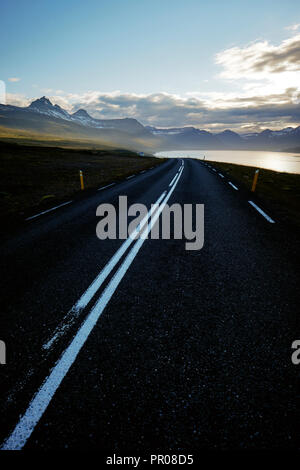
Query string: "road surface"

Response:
xmin=0 ymin=158 xmax=299 ymax=451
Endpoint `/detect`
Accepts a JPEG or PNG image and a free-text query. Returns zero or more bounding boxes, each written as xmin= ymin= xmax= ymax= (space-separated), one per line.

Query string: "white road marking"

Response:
xmin=25 ymin=201 xmax=72 ymax=221
xmin=1 ymin=163 xmax=184 ymax=451
xmin=218 ymin=173 xmax=224 ymax=178
xmin=170 ymin=166 xmax=183 ymax=188
xmin=42 ymin=190 xmax=167 ymax=351
xmin=97 ymin=183 xmax=115 ymax=191
xmin=169 ymin=173 xmax=178 ymax=187
xmin=43 ymin=164 xmax=185 ymax=350
xmin=248 ymin=200 xmax=275 ymax=223
xmin=228 ymin=182 xmax=238 ymax=190
xmin=140 ymin=170 xmax=146 ymax=173
xmin=212 ymin=168 xmax=217 ymax=172
xmin=126 ymin=175 xmax=135 ymax=179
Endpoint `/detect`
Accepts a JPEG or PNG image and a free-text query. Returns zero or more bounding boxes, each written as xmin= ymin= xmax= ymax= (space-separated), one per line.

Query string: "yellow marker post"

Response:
xmin=79 ymin=170 xmax=84 ymax=190
xmin=251 ymin=169 xmax=259 ymax=192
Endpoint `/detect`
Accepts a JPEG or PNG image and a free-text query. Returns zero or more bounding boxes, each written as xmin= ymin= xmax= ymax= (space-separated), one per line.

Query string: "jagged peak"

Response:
xmin=29 ymin=96 xmax=53 ymax=108
xmin=72 ymin=108 xmax=91 ymax=118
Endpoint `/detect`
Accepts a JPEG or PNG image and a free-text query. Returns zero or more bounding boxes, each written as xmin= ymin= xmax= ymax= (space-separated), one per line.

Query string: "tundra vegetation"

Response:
xmin=0 ymin=141 xmax=165 ymax=233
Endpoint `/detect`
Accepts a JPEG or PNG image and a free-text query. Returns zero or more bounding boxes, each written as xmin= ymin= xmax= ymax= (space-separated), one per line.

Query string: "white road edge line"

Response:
xmin=25 ymin=201 xmax=73 ymax=221
xmin=42 ymin=190 xmax=167 ymax=351
xmin=1 ymin=164 xmax=184 ymax=451
xmin=97 ymin=183 xmax=115 ymax=191
xmin=248 ymin=200 xmax=275 ymax=223
xmin=228 ymin=182 xmax=238 ymax=190
xmin=126 ymin=175 xmax=135 ymax=179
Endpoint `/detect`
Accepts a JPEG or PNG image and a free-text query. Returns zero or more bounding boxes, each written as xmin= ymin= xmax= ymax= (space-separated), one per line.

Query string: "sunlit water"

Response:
xmin=155 ymin=150 xmax=300 ymax=174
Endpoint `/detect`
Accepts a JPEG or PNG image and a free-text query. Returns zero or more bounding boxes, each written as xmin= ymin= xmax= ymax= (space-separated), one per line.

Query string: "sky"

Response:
xmin=1 ymin=0 xmax=300 ymax=132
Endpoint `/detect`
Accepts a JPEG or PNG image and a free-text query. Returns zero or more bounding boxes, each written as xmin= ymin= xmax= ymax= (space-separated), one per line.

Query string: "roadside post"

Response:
xmin=79 ymin=170 xmax=84 ymax=190
xmin=251 ymin=169 xmax=259 ymax=192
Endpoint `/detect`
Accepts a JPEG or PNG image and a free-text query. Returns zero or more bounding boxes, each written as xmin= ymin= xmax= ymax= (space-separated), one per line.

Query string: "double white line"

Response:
xmin=1 ymin=164 xmax=184 ymax=451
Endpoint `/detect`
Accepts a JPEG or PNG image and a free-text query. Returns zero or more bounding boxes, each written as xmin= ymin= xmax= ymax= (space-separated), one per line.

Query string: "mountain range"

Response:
xmin=0 ymin=96 xmax=300 ymax=152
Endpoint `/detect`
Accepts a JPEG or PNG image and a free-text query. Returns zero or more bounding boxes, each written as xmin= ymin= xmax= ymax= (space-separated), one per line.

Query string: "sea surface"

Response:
xmin=155 ymin=150 xmax=300 ymax=174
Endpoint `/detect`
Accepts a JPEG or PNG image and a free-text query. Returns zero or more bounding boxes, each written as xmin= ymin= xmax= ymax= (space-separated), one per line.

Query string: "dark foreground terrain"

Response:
xmin=0 ymin=142 xmax=163 ymax=231
xmin=208 ymin=160 xmax=300 ymax=229
xmin=0 ymin=157 xmax=299 ymax=454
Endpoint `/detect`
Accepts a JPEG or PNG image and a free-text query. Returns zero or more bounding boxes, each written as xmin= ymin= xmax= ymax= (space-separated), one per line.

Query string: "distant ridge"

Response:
xmin=0 ymin=97 xmax=299 ymax=151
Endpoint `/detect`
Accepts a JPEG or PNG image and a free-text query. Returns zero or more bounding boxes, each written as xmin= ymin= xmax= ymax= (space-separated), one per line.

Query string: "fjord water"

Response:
xmin=156 ymin=150 xmax=300 ymax=174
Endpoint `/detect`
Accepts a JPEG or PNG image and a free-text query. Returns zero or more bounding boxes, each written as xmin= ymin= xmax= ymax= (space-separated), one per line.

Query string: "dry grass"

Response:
xmin=0 ymin=141 xmax=165 ymax=230
xmin=209 ymin=161 xmax=300 ymax=229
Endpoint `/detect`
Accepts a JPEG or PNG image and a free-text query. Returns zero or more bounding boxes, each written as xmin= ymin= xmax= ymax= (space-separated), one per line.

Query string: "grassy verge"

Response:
xmin=0 ymin=141 xmax=165 ymax=231
xmin=208 ymin=161 xmax=300 ymax=229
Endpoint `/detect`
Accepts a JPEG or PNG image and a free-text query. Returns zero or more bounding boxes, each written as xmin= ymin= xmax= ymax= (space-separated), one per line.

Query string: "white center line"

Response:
xmin=97 ymin=183 xmax=115 ymax=191
xmin=169 ymin=173 xmax=178 ymax=187
xmin=248 ymin=200 xmax=275 ymax=223
xmin=126 ymin=175 xmax=135 ymax=179
xmin=228 ymin=182 xmax=238 ymax=190
xmin=43 ymin=191 xmax=167 ymax=351
xmin=26 ymin=201 xmax=73 ymax=221
xmin=218 ymin=173 xmax=224 ymax=178
xmin=1 ymin=168 xmax=184 ymax=450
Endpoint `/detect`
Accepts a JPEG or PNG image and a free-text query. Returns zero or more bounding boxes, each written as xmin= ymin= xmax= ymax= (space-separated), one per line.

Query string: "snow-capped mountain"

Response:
xmin=71 ymin=109 xmax=103 ymax=127
xmin=215 ymin=129 xmax=244 ymax=145
xmin=26 ymin=97 xmax=145 ymax=135
xmin=146 ymin=126 xmax=244 ymax=149
xmin=0 ymin=97 xmax=155 ymax=151
xmin=146 ymin=126 xmax=201 ymax=136
xmin=145 ymin=126 xmax=221 ymax=149
xmin=146 ymin=126 xmax=213 ymax=137
xmin=147 ymin=124 xmax=300 ymax=150
xmin=242 ymin=127 xmax=300 ymax=139
xmin=146 ymin=126 xmax=221 ymax=150
xmin=28 ymin=96 xmax=72 ymax=121
xmin=239 ymin=126 xmax=300 ymax=149
xmin=0 ymin=96 xmax=299 ymax=151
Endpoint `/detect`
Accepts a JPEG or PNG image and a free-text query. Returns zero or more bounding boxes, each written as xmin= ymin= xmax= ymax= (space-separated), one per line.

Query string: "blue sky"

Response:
xmin=1 ymin=0 xmax=300 ymax=131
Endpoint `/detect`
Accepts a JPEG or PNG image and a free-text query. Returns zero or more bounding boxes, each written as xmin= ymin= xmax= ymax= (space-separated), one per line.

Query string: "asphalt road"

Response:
xmin=0 ymin=157 xmax=299 ymax=452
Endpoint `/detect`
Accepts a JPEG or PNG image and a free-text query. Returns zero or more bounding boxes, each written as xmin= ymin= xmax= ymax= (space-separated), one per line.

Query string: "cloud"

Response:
xmin=8 ymin=77 xmax=21 ymax=82
xmin=5 ymin=93 xmax=30 ymax=107
xmin=285 ymin=23 xmax=300 ymax=31
xmin=64 ymin=90 xmax=300 ymax=132
xmin=215 ymin=33 xmax=300 ymax=77
xmin=4 ymin=88 xmax=300 ymax=133
xmin=3 ymin=30 xmax=300 ymax=133
xmin=213 ymin=30 xmax=300 ymax=114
